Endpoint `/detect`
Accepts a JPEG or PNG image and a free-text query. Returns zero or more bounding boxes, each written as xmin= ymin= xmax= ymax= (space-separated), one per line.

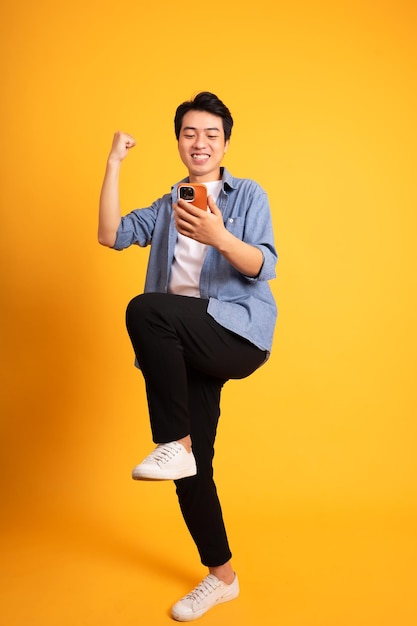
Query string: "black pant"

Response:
xmin=125 ymin=293 xmax=266 ymax=567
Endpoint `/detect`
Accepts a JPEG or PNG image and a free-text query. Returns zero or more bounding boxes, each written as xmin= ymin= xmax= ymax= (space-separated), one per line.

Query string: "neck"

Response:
xmin=188 ymin=167 xmax=222 ymax=183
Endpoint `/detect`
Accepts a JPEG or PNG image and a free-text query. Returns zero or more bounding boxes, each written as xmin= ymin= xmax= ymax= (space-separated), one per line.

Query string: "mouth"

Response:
xmin=191 ymin=154 xmax=210 ymax=161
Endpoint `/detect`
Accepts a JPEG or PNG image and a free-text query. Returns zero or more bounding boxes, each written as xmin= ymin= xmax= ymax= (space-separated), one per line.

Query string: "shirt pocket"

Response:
xmin=225 ymin=216 xmax=244 ymax=239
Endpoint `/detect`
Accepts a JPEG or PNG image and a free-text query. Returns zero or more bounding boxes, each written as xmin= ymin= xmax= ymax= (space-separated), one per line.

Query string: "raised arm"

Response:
xmin=98 ymin=132 xmax=136 ymax=247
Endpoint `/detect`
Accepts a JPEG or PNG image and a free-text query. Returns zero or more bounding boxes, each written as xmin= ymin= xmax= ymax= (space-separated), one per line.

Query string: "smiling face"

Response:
xmin=177 ymin=110 xmax=229 ymax=183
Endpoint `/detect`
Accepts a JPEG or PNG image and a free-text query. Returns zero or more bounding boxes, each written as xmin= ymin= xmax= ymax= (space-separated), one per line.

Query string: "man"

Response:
xmin=98 ymin=92 xmax=277 ymax=621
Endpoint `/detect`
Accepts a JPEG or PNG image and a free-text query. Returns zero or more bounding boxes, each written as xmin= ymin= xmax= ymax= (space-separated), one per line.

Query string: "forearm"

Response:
xmin=98 ymin=132 xmax=136 ymax=248
xmin=216 ymin=230 xmax=263 ymax=277
xmin=98 ymin=159 xmax=122 ymax=247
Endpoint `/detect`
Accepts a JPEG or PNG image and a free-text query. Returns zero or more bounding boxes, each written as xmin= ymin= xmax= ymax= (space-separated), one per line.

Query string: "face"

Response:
xmin=177 ymin=110 xmax=229 ymax=182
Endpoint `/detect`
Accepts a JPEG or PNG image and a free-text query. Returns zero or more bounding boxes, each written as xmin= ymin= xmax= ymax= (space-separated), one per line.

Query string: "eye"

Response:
xmin=207 ymin=135 xmax=218 ymax=139
xmin=184 ymin=134 xmax=195 ymax=139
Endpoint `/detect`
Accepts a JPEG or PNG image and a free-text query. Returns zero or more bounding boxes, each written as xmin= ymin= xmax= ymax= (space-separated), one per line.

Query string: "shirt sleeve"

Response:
xmin=242 ymin=187 xmax=277 ymax=282
xmin=112 ymin=202 xmax=160 ymax=250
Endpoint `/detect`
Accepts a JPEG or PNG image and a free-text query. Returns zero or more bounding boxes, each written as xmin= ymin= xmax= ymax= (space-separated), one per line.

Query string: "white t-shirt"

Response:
xmin=168 ymin=180 xmax=222 ymax=297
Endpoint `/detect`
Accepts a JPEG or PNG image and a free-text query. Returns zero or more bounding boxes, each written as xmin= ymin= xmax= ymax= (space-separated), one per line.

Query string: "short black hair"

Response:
xmin=174 ymin=92 xmax=233 ymax=141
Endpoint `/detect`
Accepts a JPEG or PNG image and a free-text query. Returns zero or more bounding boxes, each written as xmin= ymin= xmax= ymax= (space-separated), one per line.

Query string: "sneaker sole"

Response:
xmin=171 ymin=589 xmax=239 ymax=621
xmin=132 ymin=467 xmax=197 ymax=481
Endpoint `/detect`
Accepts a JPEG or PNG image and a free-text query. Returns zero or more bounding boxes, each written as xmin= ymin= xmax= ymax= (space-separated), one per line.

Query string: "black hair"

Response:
xmin=174 ymin=92 xmax=233 ymax=141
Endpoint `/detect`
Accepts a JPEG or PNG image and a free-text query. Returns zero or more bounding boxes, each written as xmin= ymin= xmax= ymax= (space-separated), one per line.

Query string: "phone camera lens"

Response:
xmin=181 ymin=187 xmax=194 ymax=201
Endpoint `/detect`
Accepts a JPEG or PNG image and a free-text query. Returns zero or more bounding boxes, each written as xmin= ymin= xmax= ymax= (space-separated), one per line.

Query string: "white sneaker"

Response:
xmin=171 ymin=573 xmax=239 ymax=621
xmin=132 ymin=442 xmax=197 ymax=480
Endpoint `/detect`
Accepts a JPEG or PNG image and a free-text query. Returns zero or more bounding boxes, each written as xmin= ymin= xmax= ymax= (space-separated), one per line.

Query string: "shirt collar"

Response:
xmin=172 ymin=167 xmax=236 ymax=192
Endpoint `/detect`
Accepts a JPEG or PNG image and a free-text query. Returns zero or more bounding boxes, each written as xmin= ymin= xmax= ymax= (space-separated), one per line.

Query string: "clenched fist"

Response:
xmin=108 ymin=131 xmax=136 ymax=163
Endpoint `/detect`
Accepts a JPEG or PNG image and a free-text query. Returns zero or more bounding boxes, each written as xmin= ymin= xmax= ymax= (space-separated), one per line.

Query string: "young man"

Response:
xmin=98 ymin=92 xmax=277 ymax=621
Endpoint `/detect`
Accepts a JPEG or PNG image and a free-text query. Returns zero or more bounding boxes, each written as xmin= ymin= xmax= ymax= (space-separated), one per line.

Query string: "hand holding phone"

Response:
xmin=177 ymin=183 xmax=208 ymax=211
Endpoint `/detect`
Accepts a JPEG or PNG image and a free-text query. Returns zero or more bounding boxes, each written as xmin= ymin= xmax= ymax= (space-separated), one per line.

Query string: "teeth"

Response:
xmin=192 ymin=154 xmax=209 ymax=160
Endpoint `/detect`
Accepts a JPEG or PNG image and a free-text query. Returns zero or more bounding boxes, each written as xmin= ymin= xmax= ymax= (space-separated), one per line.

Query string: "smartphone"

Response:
xmin=177 ymin=183 xmax=207 ymax=211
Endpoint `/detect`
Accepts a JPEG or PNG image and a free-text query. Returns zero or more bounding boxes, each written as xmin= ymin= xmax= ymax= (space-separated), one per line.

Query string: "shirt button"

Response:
xmin=229 ymin=218 xmax=234 ymax=223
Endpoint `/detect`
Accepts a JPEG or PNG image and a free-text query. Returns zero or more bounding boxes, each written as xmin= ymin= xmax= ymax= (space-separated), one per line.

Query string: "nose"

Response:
xmin=193 ymin=132 xmax=207 ymax=149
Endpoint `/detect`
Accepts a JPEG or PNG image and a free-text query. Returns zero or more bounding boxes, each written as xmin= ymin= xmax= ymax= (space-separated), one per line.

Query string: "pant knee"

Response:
xmin=126 ymin=293 xmax=157 ymax=329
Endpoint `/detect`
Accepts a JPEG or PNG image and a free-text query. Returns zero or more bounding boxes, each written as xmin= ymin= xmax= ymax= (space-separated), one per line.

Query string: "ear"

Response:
xmin=224 ymin=140 xmax=230 ymax=153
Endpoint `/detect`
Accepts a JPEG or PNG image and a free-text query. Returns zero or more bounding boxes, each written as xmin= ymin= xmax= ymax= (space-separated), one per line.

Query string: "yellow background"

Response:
xmin=1 ymin=0 xmax=416 ymax=624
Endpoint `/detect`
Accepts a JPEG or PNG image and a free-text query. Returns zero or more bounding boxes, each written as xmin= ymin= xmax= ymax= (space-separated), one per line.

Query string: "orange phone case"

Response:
xmin=177 ymin=183 xmax=207 ymax=211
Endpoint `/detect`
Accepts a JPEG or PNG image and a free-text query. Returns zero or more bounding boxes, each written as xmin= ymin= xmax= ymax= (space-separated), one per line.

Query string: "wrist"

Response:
xmin=215 ymin=229 xmax=234 ymax=254
xmin=106 ymin=154 xmax=123 ymax=169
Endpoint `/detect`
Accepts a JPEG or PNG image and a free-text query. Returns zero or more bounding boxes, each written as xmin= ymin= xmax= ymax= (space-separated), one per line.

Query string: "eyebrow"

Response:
xmin=182 ymin=126 xmax=221 ymax=132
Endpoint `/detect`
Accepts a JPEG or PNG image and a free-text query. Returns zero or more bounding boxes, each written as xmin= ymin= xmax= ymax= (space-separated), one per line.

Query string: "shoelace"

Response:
xmin=184 ymin=575 xmax=222 ymax=603
xmin=147 ymin=443 xmax=181 ymax=466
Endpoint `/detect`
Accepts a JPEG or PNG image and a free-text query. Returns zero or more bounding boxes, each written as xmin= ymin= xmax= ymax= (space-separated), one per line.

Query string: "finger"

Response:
xmin=207 ymin=194 xmax=220 ymax=215
xmin=125 ymin=136 xmax=136 ymax=149
xmin=114 ymin=131 xmax=136 ymax=148
xmin=177 ymin=198 xmax=203 ymax=217
xmin=175 ymin=217 xmax=194 ymax=236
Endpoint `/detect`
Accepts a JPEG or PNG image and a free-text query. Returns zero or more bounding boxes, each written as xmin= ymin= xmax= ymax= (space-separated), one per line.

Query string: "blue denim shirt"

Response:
xmin=114 ymin=168 xmax=278 ymax=352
